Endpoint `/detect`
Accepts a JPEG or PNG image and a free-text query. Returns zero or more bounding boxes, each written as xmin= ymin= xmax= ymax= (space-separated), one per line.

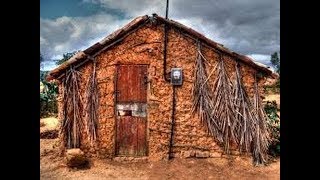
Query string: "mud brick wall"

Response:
xmin=56 ymin=21 xmax=267 ymax=160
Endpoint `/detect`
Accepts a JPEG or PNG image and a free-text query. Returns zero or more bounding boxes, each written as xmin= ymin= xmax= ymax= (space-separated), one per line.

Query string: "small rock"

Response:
xmin=231 ymin=150 xmax=240 ymax=155
xmin=183 ymin=150 xmax=196 ymax=158
xmin=196 ymin=151 xmax=210 ymax=158
xmin=66 ymin=148 xmax=89 ymax=168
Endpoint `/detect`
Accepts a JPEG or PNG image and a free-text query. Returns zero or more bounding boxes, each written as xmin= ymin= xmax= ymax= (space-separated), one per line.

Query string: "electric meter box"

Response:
xmin=170 ymin=68 xmax=183 ymax=86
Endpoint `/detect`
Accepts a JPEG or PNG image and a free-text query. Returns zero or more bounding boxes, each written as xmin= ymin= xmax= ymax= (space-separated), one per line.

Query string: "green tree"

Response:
xmin=40 ymin=80 xmax=58 ymax=117
xmin=40 ymin=71 xmax=58 ymax=117
xmin=55 ymin=51 xmax=79 ymax=65
xmin=270 ymin=52 xmax=280 ymax=74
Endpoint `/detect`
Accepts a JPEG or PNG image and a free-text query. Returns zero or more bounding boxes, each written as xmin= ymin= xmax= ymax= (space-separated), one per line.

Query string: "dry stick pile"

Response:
xmin=61 ymin=61 xmax=100 ymax=150
xmin=192 ymin=42 xmax=270 ymax=165
xmin=84 ymin=60 xmax=99 ymax=144
xmin=61 ymin=67 xmax=84 ymax=149
xmin=252 ymin=73 xmax=270 ymax=165
xmin=211 ymin=53 xmax=237 ymax=154
xmin=191 ymin=42 xmax=220 ymax=139
xmin=233 ymin=62 xmax=256 ymax=154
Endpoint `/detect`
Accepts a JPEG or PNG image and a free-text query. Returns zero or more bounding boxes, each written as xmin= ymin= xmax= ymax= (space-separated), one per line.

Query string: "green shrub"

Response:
xmin=265 ymin=101 xmax=279 ymax=124
xmin=40 ymin=81 xmax=58 ymax=118
xmin=264 ymin=100 xmax=280 ymax=157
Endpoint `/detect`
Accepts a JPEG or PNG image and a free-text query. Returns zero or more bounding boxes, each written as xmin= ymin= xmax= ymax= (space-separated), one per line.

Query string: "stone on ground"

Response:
xmin=66 ymin=148 xmax=89 ymax=168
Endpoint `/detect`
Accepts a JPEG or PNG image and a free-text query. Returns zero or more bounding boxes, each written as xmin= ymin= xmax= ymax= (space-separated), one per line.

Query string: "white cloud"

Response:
xmin=247 ymin=54 xmax=271 ymax=65
xmin=247 ymin=54 xmax=277 ymax=72
xmin=51 ymin=54 xmax=63 ymax=60
xmin=40 ymin=13 xmax=131 ymax=60
xmin=41 ymin=60 xmax=58 ymax=71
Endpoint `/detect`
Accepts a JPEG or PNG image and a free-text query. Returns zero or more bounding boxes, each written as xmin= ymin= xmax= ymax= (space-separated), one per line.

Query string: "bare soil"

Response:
xmin=40 ymin=117 xmax=59 ymax=132
xmin=40 ymin=117 xmax=60 ymax=139
xmin=40 ymin=117 xmax=280 ymax=180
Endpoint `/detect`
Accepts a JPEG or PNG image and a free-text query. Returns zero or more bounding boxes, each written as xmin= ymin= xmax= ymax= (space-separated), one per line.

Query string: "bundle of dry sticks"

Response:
xmin=192 ymin=42 xmax=270 ymax=165
xmin=61 ymin=61 xmax=99 ymax=149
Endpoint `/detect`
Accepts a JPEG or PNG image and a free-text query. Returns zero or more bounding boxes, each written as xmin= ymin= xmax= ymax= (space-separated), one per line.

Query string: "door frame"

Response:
xmin=113 ymin=63 xmax=149 ymax=157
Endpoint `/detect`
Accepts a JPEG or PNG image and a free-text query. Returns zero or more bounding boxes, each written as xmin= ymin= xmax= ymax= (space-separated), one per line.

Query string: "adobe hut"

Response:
xmin=47 ymin=14 xmax=277 ymax=165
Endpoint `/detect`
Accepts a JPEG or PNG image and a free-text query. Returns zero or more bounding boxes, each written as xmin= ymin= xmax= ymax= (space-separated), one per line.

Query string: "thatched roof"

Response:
xmin=47 ymin=14 xmax=277 ymax=81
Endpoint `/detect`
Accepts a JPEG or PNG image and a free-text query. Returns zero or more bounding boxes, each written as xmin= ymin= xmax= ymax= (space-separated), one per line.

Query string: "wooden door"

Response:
xmin=115 ymin=64 xmax=148 ymax=156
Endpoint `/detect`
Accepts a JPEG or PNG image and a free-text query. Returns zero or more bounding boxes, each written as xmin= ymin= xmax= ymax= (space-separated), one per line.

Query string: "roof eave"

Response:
xmin=46 ymin=51 xmax=87 ymax=81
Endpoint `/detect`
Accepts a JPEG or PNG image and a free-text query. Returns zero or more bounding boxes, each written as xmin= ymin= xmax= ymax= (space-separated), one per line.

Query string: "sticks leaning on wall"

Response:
xmin=252 ymin=73 xmax=270 ymax=165
xmin=192 ymin=41 xmax=271 ymax=165
xmin=233 ymin=63 xmax=256 ymax=153
xmin=191 ymin=42 xmax=220 ymax=140
xmin=84 ymin=60 xmax=99 ymax=144
xmin=210 ymin=53 xmax=237 ymax=154
xmin=233 ymin=64 xmax=270 ymax=165
xmin=192 ymin=41 xmax=237 ymax=154
xmin=60 ymin=61 xmax=100 ymax=149
xmin=61 ymin=67 xmax=84 ymax=149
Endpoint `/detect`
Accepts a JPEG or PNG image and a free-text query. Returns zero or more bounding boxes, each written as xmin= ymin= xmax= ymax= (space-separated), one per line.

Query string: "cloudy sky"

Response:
xmin=40 ymin=0 xmax=279 ymax=71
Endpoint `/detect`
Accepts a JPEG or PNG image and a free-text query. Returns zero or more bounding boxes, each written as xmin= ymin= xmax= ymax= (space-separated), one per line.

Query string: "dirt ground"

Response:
xmin=40 ymin=116 xmax=280 ymax=180
xmin=40 ymin=117 xmax=59 ymax=132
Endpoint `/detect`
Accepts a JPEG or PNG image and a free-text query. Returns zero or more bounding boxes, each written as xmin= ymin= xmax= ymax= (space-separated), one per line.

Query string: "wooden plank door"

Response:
xmin=115 ymin=64 xmax=148 ymax=156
